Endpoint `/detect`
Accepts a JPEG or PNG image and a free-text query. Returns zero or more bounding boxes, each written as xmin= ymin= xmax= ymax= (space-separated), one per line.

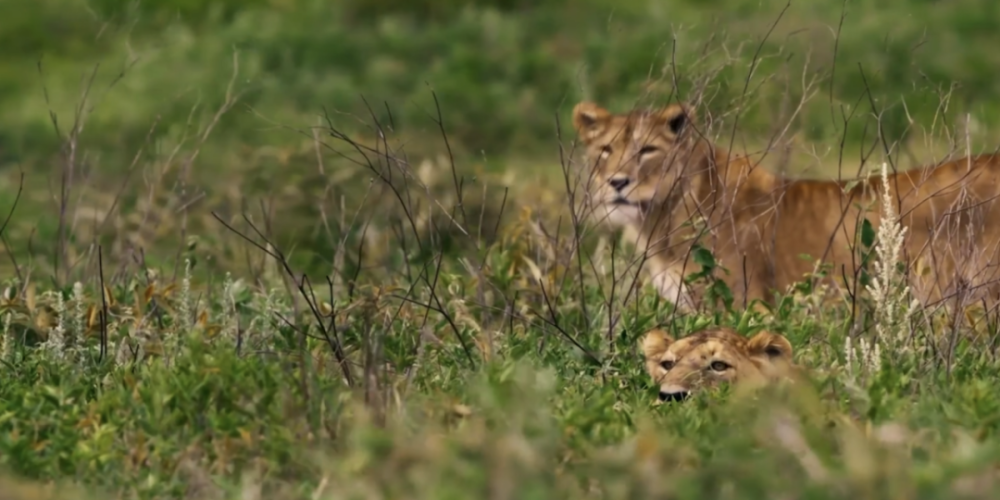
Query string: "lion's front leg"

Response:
xmin=648 ymin=265 xmax=697 ymax=313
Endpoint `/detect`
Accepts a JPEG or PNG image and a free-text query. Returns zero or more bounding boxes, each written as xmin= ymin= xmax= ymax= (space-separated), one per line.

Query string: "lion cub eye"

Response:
xmin=709 ymin=361 xmax=731 ymax=372
xmin=659 ymin=360 xmax=674 ymax=370
xmin=599 ymin=145 xmax=612 ymax=159
xmin=637 ymin=146 xmax=659 ymax=159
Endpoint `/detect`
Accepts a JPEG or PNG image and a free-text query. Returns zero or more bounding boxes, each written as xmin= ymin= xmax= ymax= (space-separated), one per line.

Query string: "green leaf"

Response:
xmin=860 ymin=218 xmax=876 ymax=249
xmin=692 ymin=246 xmax=716 ymax=272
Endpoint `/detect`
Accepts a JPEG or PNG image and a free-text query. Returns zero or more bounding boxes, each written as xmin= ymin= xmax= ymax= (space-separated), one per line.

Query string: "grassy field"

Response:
xmin=3 ymin=0 xmax=1000 ymax=498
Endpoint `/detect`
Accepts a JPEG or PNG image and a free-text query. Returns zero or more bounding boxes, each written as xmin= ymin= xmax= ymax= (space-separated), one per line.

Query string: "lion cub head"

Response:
xmin=571 ymin=101 xmax=700 ymax=227
xmin=639 ymin=326 xmax=795 ymax=402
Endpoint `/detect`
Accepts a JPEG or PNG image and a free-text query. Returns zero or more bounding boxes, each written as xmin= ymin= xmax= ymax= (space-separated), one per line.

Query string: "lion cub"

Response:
xmin=640 ymin=326 xmax=797 ymax=402
xmin=572 ymin=100 xmax=1000 ymax=312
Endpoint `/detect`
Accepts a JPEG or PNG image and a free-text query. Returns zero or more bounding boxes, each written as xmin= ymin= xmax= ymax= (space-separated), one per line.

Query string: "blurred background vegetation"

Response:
xmin=0 ymin=0 xmax=998 ymax=281
xmin=4 ymin=1 xmax=1000 ymax=498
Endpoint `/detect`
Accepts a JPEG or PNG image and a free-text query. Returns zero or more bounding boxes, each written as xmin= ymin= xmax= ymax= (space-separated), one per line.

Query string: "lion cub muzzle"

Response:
xmin=658 ymin=387 xmax=690 ymax=402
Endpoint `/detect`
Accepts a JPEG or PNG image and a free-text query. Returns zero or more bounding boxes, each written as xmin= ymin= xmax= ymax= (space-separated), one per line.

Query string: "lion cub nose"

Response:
xmin=659 ymin=390 xmax=690 ymax=403
xmin=608 ymin=177 xmax=630 ymax=191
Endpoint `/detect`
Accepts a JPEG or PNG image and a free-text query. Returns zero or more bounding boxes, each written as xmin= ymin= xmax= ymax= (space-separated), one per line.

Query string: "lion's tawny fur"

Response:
xmin=572 ymin=100 xmax=1000 ymax=311
xmin=640 ymin=326 xmax=797 ymax=401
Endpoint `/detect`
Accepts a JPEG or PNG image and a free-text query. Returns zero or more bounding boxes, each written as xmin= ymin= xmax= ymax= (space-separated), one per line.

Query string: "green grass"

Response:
xmin=3 ymin=0 xmax=1000 ymax=498
xmin=4 ymin=237 xmax=1000 ymax=499
xmin=3 ymin=0 xmax=1000 ymax=281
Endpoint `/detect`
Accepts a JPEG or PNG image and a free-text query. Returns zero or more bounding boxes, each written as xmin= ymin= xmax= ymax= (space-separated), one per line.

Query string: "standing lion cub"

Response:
xmin=640 ymin=326 xmax=797 ymax=402
xmin=572 ymin=101 xmax=1000 ymax=312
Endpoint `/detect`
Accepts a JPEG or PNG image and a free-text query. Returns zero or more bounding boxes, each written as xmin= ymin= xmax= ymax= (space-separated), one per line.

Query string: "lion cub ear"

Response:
xmin=572 ymin=101 xmax=610 ymax=140
xmin=658 ymin=103 xmax=694 ymax=136
xmin=746 ymin=330 xmax=793 ymax=361
xmin=639 ymin=328 xmax=675 ymax=359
